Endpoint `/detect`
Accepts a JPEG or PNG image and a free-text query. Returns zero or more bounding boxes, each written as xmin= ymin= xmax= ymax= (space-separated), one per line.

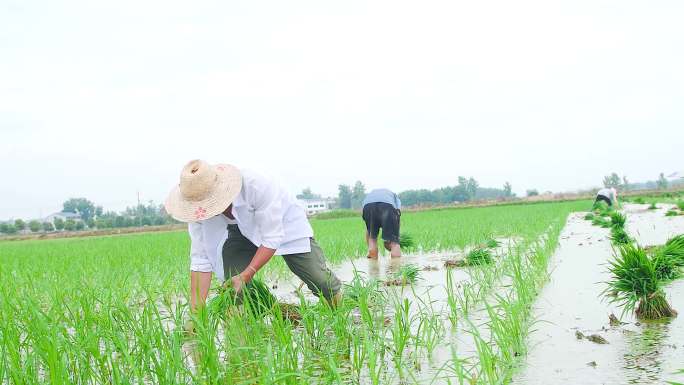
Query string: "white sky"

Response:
xmin=1 ymin=0 xmax=682 ymax=219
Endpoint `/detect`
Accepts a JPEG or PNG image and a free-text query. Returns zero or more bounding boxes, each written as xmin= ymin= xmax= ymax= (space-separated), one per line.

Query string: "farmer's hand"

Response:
xmin=228 ymin=270 xmax=254 ymax=294
xmin=229 ymin=274 xmax=245 ymax=293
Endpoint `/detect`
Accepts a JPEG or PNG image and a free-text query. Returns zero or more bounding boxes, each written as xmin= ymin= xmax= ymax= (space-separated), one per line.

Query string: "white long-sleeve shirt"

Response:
xmin=188 ymin=169 xmax=313 ymax=281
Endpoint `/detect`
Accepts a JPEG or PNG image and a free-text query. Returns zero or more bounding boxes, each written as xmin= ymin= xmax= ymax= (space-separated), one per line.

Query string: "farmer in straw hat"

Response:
xmin=165 ymin=160 xmax=342 ymax=317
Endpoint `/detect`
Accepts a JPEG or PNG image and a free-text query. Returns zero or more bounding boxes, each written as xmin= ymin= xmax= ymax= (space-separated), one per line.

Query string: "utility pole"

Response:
xmin=137 ymin=191 xmax=140 ymax=206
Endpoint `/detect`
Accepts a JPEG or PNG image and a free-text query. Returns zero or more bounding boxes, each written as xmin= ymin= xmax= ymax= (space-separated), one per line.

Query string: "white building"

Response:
xmin=297 ymin=199 xmax=333 ymax=216
xmin=45 ymin=211 xmax=82 ymax=224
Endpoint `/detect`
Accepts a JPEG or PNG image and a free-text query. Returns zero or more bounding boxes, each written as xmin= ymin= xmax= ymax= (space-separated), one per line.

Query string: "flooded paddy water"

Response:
xmin=514 ymin=204 xmax=684 ymax=385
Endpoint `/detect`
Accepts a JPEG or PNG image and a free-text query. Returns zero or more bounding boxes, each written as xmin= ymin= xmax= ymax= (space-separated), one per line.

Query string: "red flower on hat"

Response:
xmin=195 ymin=207 xmax=207 ymax=220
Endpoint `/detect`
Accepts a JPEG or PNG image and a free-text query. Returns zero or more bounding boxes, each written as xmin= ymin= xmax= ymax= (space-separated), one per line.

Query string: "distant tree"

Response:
xmin=296 ymin=187 xmax=320 ymax=200
xmin=28 ymin=220 xmax=41 ymax=232
xmin=75 ymin=221 xmax=85 ymax=231
xmin=64 ymin=220 xmax=76 ymax=231
xmin=338 ymin=184 xmax=352 ymax=209
xmin=95 ymin=206 xmax=103 ymax=217
xmin=86 ymin=218 xmax=96 ymax=229
xmin=124 ymin=217 xmax=134 ymax=227
xmin=53 ymin=217 xmax=65 ymax=231
xmin=657 ymin=173 xmax=669 ymax=190
xmin=466 ymin=178 xmax=479 ymax=200
xmin=621 ymin=176 xmax=629 ymax=190
xmin=141 ymin=216 xmax=152 ymax=226
xmin=0 ymin=223 xmax=8 ymax=234
xmin=43 ymin=222 xmax=54 ymax=232
xmin=14 ymin=219 xmax=26 ymax=231
xmin=351 ymin=181 xmax=366 ymax=209
xmin=114 ymin=216 xmax=126 ymax=228
xmin=526 ymin=189 xmax=539 ymax=197
xmin=603 ymin=173 xmax=622 ymax=188
xmin=153 ymin=216 xmax=165 ymax=226
xmin=63 ymin=198 xmax=96 ymax=222
xmin=4 ymin=224 xmax=17 ymax=234
xmin=503 ymin=182 xmax=513 ymax=198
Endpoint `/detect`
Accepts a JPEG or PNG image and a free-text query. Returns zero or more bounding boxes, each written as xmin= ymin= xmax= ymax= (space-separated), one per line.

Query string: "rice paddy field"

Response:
xmin=2 ymin=199 xmax=684 ymax=384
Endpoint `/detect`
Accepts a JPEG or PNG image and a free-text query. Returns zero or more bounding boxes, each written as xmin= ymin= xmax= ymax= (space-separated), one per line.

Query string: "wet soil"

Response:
xmin=514 ymin=204 xmax=684 ymax=385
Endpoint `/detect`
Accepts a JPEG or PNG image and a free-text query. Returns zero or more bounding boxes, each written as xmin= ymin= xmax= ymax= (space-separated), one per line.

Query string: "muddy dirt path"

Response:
xmin=514 ymin=204 xmax=684 ymax=384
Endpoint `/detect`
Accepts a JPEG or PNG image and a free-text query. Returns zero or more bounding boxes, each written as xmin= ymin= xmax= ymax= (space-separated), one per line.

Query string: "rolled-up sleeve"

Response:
xmin=252 ymin=178 xmax=285 ymax=250
xmin=188 ymin=223 xmax=213 ymax=272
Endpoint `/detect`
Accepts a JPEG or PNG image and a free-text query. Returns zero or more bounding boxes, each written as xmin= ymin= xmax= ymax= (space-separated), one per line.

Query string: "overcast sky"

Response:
xmin=1 ymin=0 xmax=682 ymax=219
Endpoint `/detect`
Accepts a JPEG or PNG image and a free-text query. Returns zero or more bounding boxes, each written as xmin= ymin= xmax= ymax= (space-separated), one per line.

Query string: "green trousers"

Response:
xmin=222 ymin=224 xmax=341 ymax=300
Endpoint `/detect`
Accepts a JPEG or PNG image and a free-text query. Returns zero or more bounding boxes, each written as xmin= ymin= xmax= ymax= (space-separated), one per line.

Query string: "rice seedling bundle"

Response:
xmin=609 ymin=227 xmax=632 ymax=246
xmin=592 ymin=200 xmax=609 ymax=213
xmin=385 ymin=264 xmax=421 ymax=286
xmin=648 ymin=203 xmax=658 ymax=210
xmin=609 ymin=212 xmax=626 ymax=229
xmin=207 ymin=277 xmax=276 ymax=319
xmin=399 ymin=233 xmax=414 ymax=249
xmin=666 ymin=210 xmax=679 ymax=217
xmin=651 ymin=248 xmax=682 ymax=282
xmin=677 ymin=201 xmax=684 ymax=211
xmin=466 ymin=248 xmax=494 ymax=265
xmin=661 ymin=234 xmax=684 ymax=267
xmin=584 ymin=213 xmax=595 ymax=221
xmin=486 ymin=238 xmax=501 ymax=248
xmin=603 ymin=243 xmax=677 ymax=319
xmin=634 ymin=197 xmax=646 ymax=204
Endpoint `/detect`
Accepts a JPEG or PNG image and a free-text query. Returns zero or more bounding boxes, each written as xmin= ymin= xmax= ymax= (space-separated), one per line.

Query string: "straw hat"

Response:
xmin=164 ymin=159 xmax=242 ymax=222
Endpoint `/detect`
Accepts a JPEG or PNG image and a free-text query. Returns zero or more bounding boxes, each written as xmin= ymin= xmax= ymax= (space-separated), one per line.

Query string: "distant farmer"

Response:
xmin=595 ymin=187 xmax=619 ymax=207
xmin=164 ymin=160 xmax=342 ymax=316
xmin=362 ymin=188 xmax=402 ymax=258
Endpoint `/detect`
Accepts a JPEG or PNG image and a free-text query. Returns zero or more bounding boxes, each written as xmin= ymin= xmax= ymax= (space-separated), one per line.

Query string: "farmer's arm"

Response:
xmin=234 ymin=177 xmax=284 ymax=285
xmin=188 ymin=222 xmax=213 ymax=311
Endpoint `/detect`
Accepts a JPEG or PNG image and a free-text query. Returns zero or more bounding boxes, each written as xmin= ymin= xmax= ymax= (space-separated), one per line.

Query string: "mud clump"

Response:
xmin=444 ymin=259 xmax=466 ymax=268
xmin=575 ymin=331 xmax=609 ymax=344
xmin=609 ymin=313 xmax=624 ymax=326
xmin=587 ymin=334 xmax=609 ymax=344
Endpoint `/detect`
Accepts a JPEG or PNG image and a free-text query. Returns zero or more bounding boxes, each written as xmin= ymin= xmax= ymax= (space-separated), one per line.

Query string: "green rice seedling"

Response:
xmin=650 ymin=248 xmax=682 ymax=282
xmin=592 ymin=200 xmax=609 ymax=212
xmin=584 ymin=212 xmax=595 ymax=221
xmin=677 ymin=201 xmax=684 ymax=211
xmin=466 ymin=248 xmax=493 ymax=265
xmin=592 ymin=216 xmax=610 ymax=228
xmin=602 ymin=243 xmax=677 ymax=319
xmin=486 ymin=238 xmax=501 ymax=248
xmin=666 ymin=209 xmax=679 ymax=217
xmin=206 ymin=278 xmax=276 ymax=320
xmin=609 ymin=212 xmax=627 ymax=229
xmin=399 ymin=233 xmax=415 ymax=249
xmin=610 ymin=227 xmax=632 ymax=246
xmin=385 ymin=264 xmax=420 ymax=286
xmin=661 ymin=234 xmax=684 ymax=267
xmin=648 ymin=203 xmax=658 ymax=210
xmin=634 ymin=197 xmax=646 ymax=204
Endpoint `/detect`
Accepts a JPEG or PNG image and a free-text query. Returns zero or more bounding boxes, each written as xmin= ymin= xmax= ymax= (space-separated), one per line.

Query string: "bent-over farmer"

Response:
xmin=362 ymin=188 xmax=402 ymax=258
xmin=164 ymin=160 xmax=342 ymax=315
xmin=595 ymin=187 xmax=619 ymax=207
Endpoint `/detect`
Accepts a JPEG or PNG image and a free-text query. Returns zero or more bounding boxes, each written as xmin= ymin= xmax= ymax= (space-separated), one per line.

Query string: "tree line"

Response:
xmin=0 ymin=198 xmax=176 ymax=235
xmin=602 ymin=172 xmax=678 ymax=191
xmin=317 ymin=178 xmax=517 ymax=210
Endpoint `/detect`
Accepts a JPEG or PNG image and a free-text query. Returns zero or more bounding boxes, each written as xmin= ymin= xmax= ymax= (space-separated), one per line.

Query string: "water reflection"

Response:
xmin=622 ymin=320 xmax=669 ymax=384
